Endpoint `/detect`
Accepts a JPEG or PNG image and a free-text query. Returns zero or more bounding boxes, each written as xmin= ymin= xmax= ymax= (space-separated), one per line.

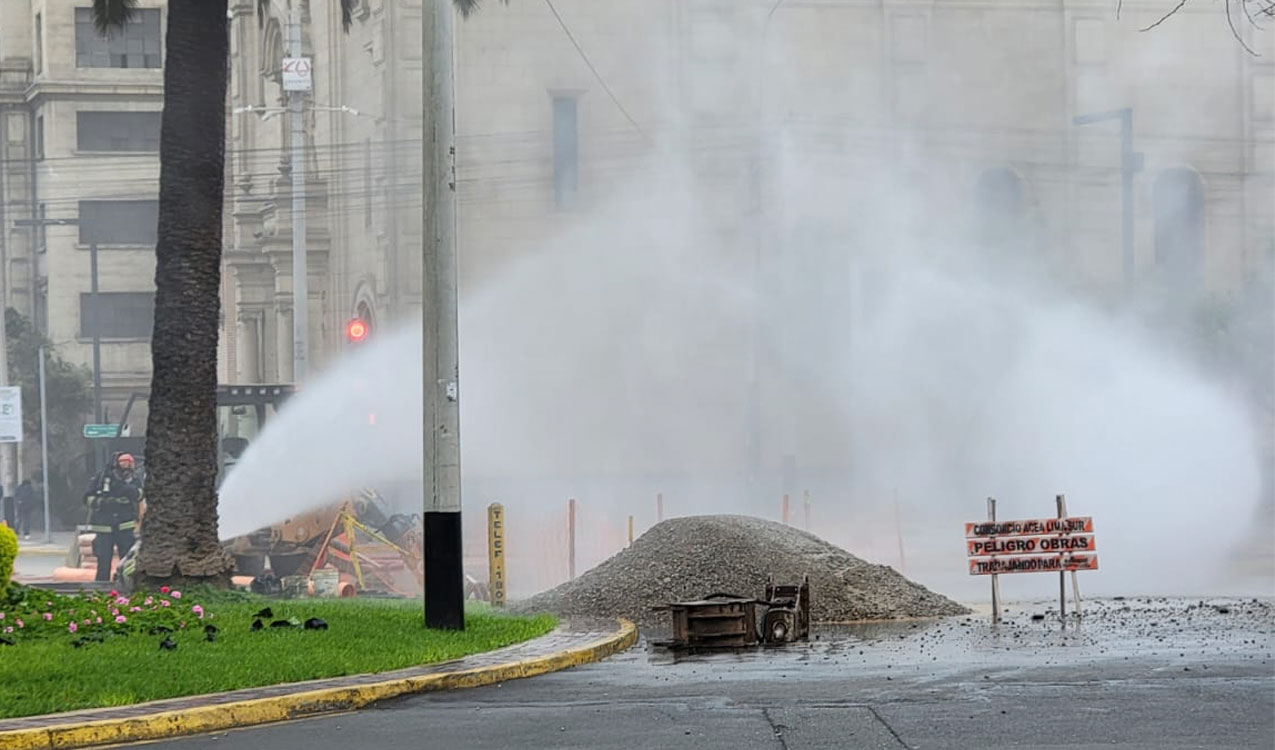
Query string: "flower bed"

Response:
xmin=1 ymin=585 xmax=205 ymax=646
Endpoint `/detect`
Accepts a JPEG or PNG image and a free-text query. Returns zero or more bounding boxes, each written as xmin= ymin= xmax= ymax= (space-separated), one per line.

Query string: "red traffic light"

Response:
xmin=345 ymin=318 xmax=369 ymax=343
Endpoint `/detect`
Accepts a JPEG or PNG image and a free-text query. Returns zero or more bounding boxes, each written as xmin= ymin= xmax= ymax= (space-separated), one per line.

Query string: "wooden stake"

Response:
xmin=568 ymin=497 xmax=577 ymax=580
xmin=988 ymin=496 xmax=1001 ymax=624
xmin=1058 ymin=493 xmax=1082 ymax=618
xmin=627 ymin=515 xmax=634 ymax=545
xmin=782 ymin=494 xmax=790 ymax=524
xmin=803 ymin=489 xmax=811 ymax=530
xmin=1055 ymin=494 xmax=1066 ymax=622
xmin=894 ymin=490 xmax=907 ymax=576
xmin=656 ymin=493 xmax=664 ymax=523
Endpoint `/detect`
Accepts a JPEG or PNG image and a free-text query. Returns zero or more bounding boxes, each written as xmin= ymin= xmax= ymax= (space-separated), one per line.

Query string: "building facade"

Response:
xmin=0 ymin=1 xmax=1269 ymax=503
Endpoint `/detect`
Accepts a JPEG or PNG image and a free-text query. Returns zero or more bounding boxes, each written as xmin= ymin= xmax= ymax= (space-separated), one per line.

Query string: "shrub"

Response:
xmin=0 ymin=524 xmax=16 ymax=598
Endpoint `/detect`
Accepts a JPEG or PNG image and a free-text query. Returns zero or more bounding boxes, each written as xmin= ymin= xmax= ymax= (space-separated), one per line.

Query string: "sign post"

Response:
xmin=486 ymin=503 xmax=505 ymax=608
xmin=965 ymin=501 xmax=1098 ymax=623
xmin=0 ymin=387 xmax=21 ymax=444
xmin=987 ymin=497 xmax=1000 ymax=624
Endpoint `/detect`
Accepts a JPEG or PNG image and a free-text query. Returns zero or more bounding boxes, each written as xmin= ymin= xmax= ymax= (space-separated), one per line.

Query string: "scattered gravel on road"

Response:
xmin=513 ymin=515 xmax=970 ymax=628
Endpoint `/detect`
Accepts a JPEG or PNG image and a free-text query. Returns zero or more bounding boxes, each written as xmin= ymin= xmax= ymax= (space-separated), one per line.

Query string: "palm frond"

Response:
xmin=341 ymin=0 xmax=354 ymax=32
xmin=90 ymin=0 xmax=138 ymax=35
xmin=454 ymin=0 xmax=510 ymax=19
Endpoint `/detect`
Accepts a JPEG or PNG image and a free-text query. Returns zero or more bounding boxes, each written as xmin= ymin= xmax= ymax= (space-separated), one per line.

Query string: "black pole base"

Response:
xmin=423 ymin=510 xmax=465 ymax=630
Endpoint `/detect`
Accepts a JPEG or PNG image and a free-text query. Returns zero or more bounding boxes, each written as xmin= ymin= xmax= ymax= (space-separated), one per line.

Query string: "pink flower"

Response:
xmin=95 ymin=617 xmax=102 ymax=624
xmin=160 ymin=586 xmax=170 ymax=594
xmin=191 ymin=605 xmax=204 ymax=618
xmin=115 ymin=615 xmax=126 ymax=624
xmin=115 ymin=596 xmax=130 ymax=606
xmin=109 ymin=589 xmax=119 ymax=597
xmin=129 ymin=607 xmax=141 ymax=612
xmin=1 ymin=612 xmax=6 ymax=620
xmin=15 ymin=619 xmax=24 ymax=629
xmin=110 ymin=609 xmax=119 ymax=617
xmin=2 ymin=626 xmax=11 ymax=634
xmin=90 ymin=610 xmax=97 ymax=617
xmin=171 ymin=591 xmax=182 ymax=600
xmin=42 ymin=613 xmax=52 ymax=621
xmin=82 ymin=619 xmax=90 ymax=626
xmin=67 ymin=622 xmax=77 ymax=633
xmin=144 ymin=597 xmax=153 ymax=606
xmin=160 ymin=600 xmax=171 ymax=608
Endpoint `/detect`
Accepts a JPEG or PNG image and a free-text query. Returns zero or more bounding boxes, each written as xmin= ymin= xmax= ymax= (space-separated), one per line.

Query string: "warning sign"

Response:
xmin=964 ymin=516 xmax=1092 ymax=538
xmin=967 ymin=534 xmax=1096 ymax=557
xmin=968 ymin=554 xmax=1099 ymax=576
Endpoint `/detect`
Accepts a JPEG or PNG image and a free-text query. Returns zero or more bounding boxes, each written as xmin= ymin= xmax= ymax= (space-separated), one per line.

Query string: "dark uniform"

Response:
xmin=84 ymin=454 xmax=143 ymax=582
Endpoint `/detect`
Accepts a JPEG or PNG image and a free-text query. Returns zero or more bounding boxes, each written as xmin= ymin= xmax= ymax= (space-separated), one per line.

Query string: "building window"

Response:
xmin=34 ymin=14 xmax=43 ymax=74
xmin=75 ymin=7 xmax=161 ymax=69
xmin=78 ymin=200 xmax=158 ymax=246
xmin=80 ymin=292 xmax=155 ymax=339
xmin=974 ymin=167 xmax=1026 ymax=246
xmin=77 ymin=111 xmax=162 ymax=152
xmin=35 ymin=115 xmax=44 ymax=160
xmin=1153 ymin=169 xmax=1204 ymax=291
xmin=552 ymin=95 xmax=579 ymax=208
xmin=364 ymin=139 xmax=373 ymax=228
xmin=36 ymin=203 xmax=47 ymax=252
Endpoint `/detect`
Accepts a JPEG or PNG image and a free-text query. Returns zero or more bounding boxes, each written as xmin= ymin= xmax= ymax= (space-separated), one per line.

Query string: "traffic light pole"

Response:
xmin=421 ymin=0 xmax=464 ymax=631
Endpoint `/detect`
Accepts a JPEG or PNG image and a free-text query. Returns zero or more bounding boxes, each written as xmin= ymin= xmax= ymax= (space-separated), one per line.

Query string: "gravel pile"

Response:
xmin=514 ymin=515 xmax=969 ymax=628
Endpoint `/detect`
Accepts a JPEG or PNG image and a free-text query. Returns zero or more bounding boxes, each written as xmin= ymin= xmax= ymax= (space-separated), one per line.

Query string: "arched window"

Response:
xmin=973 ymin=167 xmax=1025 ymax=247
xmin=1153 ymin=168 xmax=1204 ymax=291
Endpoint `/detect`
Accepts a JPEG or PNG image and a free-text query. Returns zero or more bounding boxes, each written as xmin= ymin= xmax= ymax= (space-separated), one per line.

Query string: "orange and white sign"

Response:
xmin=968 ymin=553 xmax=1099 ymax=576
xmin=965 ymin=516 xmax=1093 ymax=538
xmin=967 ymin=534 xmax=1096 ymax=557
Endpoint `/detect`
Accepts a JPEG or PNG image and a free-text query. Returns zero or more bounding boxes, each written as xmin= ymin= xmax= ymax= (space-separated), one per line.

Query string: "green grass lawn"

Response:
xmin=0 ymin=592 xmax=555 ymax=720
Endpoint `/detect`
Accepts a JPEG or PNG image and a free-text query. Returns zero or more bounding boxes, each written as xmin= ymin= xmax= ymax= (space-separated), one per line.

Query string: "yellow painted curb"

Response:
xmin=0 ymin=619 xmax=638 ymax=750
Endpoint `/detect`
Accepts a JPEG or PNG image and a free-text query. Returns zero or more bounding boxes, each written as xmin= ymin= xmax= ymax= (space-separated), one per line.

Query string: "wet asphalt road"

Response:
xmin=126 ymin=598 xmax=1273 ymax=749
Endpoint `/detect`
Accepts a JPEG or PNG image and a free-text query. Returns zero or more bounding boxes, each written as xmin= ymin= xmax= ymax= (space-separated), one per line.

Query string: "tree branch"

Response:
xmin=1226 ymin=0 xmax=1261 ymax=55
xmin=1139 ymin=0 xmax=1192 ymax=32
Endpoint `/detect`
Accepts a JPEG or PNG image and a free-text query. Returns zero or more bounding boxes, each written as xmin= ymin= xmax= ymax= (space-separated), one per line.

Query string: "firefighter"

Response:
xmin=84 ymin=453 xmax=143 ymax=582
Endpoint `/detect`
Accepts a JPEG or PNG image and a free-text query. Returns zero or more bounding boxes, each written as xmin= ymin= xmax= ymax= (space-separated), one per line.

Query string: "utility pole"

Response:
xmin=287 ymin=0 xmax=309 ymax=383
xmin=421 ymin=0 xmax=464 ymax=630
xmin=0 ymin=259 xmax=10 ymax=501
xmin=38 ymin=344 xmax=51 ymax=543
xmin=1073 ymin=107 xmax=1142 ymax=293
xmin=89 ymin=242 xmax=104 ymax=473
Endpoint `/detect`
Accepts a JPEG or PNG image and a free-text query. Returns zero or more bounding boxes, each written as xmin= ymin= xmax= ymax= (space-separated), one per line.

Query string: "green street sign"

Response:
xmin=83 ymin=424 xmax=120 ymax=439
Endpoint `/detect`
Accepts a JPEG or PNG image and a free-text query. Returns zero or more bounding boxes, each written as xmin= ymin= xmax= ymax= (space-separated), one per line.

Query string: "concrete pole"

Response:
xmin=90 ymin=242 xmax=103 ymax=474
xmin=289 ymin=0 xmax=308 ymax=384
xmin=421 ymin=0 xmax=464 ymax=630
xmin=38 ymin=344 xmax=50 ymax=543
xmin=0 ymin=267 xmax=11 ymax=501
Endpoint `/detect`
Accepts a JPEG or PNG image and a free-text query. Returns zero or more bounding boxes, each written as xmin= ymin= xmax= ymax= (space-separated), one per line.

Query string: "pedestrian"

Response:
xmin=14 ymin=479 xmax=36 ymax=540
xmin=84 ymin=453 xmax=143 ymax=582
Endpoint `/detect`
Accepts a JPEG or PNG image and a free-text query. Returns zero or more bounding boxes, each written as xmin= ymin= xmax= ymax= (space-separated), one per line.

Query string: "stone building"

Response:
xmin=0 ymin=2 xmax=1269 ymax=510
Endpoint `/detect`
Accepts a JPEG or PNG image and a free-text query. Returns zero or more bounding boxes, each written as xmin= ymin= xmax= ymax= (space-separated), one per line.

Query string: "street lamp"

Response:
xmin=1072 ymin=107 xmax=1144 ymax=293
xmin=232 ymin=101 xmax=370 ymax=385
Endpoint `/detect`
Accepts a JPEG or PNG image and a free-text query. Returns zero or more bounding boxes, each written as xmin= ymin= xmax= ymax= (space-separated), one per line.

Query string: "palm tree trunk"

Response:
xmin=135 ymin=0 xmax=233 ymax=585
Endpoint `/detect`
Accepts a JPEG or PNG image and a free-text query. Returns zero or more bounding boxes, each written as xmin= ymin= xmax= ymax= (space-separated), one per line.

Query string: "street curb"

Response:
xmin=16 ymin=547 xmax=66 ymax=557
xmin=0 ymin=618 xmax=637 ymax=750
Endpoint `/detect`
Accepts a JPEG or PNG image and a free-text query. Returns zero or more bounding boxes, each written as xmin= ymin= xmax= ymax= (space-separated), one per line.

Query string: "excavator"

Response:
xmin=63 ymin=384 xmax=429 ymax=597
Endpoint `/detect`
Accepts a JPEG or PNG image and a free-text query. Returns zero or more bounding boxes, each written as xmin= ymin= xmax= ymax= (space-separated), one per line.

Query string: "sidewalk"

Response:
xmin=0 ymin=616 xmax=636 ymax=750
xmin=14 ymin=530 xmax=75 ymax=556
